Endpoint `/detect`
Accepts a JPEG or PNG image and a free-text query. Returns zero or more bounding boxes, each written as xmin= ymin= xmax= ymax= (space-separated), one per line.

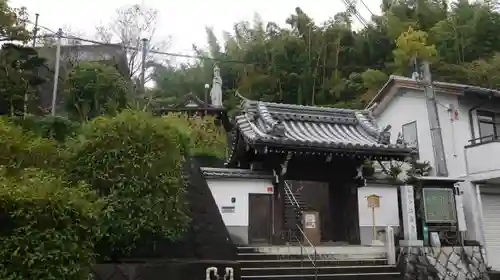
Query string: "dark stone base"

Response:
xmin=400 ymin=246 xmax=489 ymax=280
xmin=92 ymin=260 xmax=241 ymax=280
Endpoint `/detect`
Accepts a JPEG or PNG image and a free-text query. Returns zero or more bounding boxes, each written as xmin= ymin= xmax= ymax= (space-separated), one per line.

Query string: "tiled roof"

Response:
xmin=232 ymin=93 xmax=413 ymax=156
xmin=200 ymin=167 xmax=273 ymax=179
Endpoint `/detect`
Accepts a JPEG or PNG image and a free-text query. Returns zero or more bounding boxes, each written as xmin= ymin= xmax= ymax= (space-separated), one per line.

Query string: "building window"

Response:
xmin=477 ymin=110 xmax=500 ymax=143
xmin=402 ymin=121 xmax=419 ymax=149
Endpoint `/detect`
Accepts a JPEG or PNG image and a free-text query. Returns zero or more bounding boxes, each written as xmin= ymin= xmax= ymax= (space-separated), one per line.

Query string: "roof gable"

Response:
xmin=174 ymin=92 xmax=206 ymax=108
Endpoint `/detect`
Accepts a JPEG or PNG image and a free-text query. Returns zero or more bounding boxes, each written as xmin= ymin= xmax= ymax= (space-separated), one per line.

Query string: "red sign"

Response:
xmin=267 ymin=186 xmax=274 ymax=193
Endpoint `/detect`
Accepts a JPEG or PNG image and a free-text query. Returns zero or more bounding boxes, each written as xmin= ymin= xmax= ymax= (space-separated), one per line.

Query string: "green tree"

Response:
xmin=150 ymin=3 xmax=500 ymax=110
xmin=0 ymin=44 xmax=46 ymax=116
xmin=163 ymin=113 xmax=227 ymax=159
xmin=0 ymin=0 xmax=30 ymax=42
xmin=66 ymin=110 xmax=189 ymax=260
xmin=0 ymin=168 xmax=101 ymax=280
xmin=64 ymin=61 xmax=129 ymax=122
xmin=393 ymin=27 xmax=438 ymax=74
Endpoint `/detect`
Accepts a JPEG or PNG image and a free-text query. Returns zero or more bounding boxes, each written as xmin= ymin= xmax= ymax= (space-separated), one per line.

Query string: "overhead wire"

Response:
xmin=23 ymin=13 xmax=378 ymax=71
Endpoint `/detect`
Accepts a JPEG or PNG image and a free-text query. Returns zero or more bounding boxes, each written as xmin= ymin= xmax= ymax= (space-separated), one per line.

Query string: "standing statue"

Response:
xmin=210 ymin=64 xmax=223 ymax=107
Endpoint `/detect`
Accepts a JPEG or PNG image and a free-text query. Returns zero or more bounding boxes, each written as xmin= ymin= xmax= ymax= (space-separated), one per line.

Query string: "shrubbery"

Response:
xmin=0 ymin=168 xmax=101 ymax=280
xmin=66 ymin=110 xmax=190 ymax=259
xmin=0 ymin=118 xmax=61 ymax=174
xmin=11 ymin=115 xmax=79 ymax=142
xmin=163 ymin=113 xmax=227 ymax=159
xmin=64 ymin=61 xmax=129 ymax=122
xmin=0 ymin=108 xmax=224 ymax=275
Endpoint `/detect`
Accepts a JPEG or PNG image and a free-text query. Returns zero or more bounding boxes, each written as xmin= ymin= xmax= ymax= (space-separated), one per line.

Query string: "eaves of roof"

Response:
xmin=200 ymin=167 xmax=274 ymax=180
xmin=367 ymin=75 xmax=500 ymax=117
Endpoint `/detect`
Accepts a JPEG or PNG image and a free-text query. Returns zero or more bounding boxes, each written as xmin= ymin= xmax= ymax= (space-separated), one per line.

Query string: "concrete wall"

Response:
xmin=206 ymin=178 xmax=273 ymax=245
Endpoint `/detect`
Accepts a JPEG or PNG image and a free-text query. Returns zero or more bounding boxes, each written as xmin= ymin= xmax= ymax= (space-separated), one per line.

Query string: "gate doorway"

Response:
xmin=248 ymin=194 xmax=272 ymax=244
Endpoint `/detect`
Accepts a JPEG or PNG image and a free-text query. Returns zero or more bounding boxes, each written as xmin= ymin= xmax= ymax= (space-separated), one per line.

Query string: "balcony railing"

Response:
xmin=467 ymin=134 xmax=500 ymax=146
xmin=465 ymin=136 xmax=500 ymax=180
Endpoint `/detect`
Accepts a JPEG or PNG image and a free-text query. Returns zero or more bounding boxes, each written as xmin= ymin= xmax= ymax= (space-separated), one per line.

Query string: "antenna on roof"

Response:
xmin=411 ymin=56 xmax=422 ymax=80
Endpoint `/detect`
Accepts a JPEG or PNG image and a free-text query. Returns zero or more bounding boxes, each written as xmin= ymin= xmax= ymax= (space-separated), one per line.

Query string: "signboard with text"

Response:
xmin=423 ymin=188 xmax=456 ymax=223
xmin=400 ymin=185 xmax=418 ymax=240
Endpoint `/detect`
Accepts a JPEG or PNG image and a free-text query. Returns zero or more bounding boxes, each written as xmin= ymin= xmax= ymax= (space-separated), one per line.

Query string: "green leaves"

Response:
xmin=393 ymin=27 xmax=438 ymax=73
xmin=0 ymin=168 xmax=101 ymax=280
xmin=163 ymin=113 xmax=228 ymax=159
xmin=64 ymin=62 xmax=129 ymax=122
xmin=0 ymin=118 xmax=61 ymax=174
xmin=65 ymin=110 xmax=189 ymax=260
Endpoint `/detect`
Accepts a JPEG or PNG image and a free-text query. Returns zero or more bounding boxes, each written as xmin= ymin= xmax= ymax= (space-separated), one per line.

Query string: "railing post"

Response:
xmin=385 ymin=226 xmax=396 ymax=265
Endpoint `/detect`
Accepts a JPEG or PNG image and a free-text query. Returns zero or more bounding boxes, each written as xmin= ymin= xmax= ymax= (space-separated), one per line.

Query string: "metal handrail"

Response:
xmin=283 ymin=181 xmax=318 ymax=279
xmin=284 ymin=181 xmax=301 ymax=208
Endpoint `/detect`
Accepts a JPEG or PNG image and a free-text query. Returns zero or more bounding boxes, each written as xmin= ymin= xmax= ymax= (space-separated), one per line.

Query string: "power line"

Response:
xmin=359 ymin=0 xmax=375 ymax=18
xmin=39 ymin=33 xmax=249 ymax=65
xmin=25 ymin=19 xmax=57 ymax=35
xmin=25 ymin=18 xmax=381 ymax=72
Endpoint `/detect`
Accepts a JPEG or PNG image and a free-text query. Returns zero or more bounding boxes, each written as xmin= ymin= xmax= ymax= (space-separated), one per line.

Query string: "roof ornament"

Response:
xmin=396 ymin=132 xmax=404 ymax=145
xmin=257 ymin=102 xmax=285 ymax=137
xmin=235 ymin=90 xmax=250 ymax=110
xmin=378 ymin=125 xmax=392 ymax=145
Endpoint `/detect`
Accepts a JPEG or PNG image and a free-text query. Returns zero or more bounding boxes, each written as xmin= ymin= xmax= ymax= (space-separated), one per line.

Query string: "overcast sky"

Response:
xmin=11 ymin=0 xmax=381 ymax=58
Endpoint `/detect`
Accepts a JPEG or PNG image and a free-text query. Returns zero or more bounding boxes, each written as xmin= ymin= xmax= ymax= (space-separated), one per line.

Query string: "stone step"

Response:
xmin=238 ymin=259 xmax=389 ymax=268
xmin=241 ymin=264 xmax=397 ymax=276
xmin=237 ymin=246 xmax=387 ymax=258
xmin=240 ymin=272 xmax=402 ymax=280
xmin=237 ymin=253 xmax=387 ymax=262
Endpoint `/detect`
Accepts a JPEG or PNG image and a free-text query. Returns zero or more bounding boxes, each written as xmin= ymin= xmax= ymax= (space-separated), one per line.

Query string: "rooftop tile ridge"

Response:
xmin=256 ymin=102 xmax=286 ymax=137
xmin=354 ymin=112 xmax=391 ymax=145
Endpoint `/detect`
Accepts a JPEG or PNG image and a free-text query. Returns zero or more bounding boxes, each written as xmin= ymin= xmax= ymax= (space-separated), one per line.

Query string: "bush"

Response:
xmin=11 ymin=115 xmax=80 ymax=142
xmin=66 ymin=110 xmax=190 ymax=259
xmin=0 ymin=168 xmax=101 ymax=280
xmin=64 ymin=61 xmax=129 ymax=122
xmin=163 ymin=113 xmax=227 ymax=159
xmin=0 ymin=118 xmax=60 ymax=174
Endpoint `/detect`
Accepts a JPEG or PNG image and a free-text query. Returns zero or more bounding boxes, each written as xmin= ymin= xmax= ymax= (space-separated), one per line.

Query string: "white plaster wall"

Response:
xmin=358 ymin=185 xmax=400 ymax=245
xmin=375 ymin=88 xmax=487 ymax=243
xmin=377 ymin=90 xmax=434 ymax=172
xmin=435 ymin=94 xmax=470 ymax=178
xmin=376 ymin=89 xmax=473 ymax=178
xmin=206 ymin=178 xmax=273 ymax=227
xmin=358 ymin=186 xmax=400 ymax=227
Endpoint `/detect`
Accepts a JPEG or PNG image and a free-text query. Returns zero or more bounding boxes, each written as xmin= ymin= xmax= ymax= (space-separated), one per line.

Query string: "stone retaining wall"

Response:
xmin=400 ymin=246 xmax=489 ymax=280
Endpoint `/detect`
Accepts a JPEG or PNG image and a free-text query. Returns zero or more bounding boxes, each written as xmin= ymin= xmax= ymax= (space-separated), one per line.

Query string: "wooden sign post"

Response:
xmin=366 ymin=194 xmax=381 ymax=242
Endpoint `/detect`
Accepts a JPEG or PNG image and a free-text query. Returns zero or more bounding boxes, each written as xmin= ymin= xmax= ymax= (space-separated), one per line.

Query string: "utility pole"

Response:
xmin=51 ymin=28 xmax=63 ymax=116
xmin=32 ymin=13 xmax=39 ymax=47
xmin=140 ymin=38 xmax=148 ymax=95
xmin=23 ymin=13 xmax=40 ymax=116
xmin=422 ymin=61 xmax=448 ymax=176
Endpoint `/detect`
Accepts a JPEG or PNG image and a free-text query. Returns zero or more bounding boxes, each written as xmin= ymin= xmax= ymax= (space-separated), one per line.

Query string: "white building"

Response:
xmin=366 ymin=75 xmax=500 ymax=270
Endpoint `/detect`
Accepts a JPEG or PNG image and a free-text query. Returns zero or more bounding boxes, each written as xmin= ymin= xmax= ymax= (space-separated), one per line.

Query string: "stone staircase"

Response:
xmin=237 ymin=246 xmax=402 ymax=279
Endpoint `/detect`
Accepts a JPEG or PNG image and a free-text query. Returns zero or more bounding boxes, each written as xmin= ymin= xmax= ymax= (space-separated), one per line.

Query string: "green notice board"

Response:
xmin=422 ymin=188 xmax=457 ymax=223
